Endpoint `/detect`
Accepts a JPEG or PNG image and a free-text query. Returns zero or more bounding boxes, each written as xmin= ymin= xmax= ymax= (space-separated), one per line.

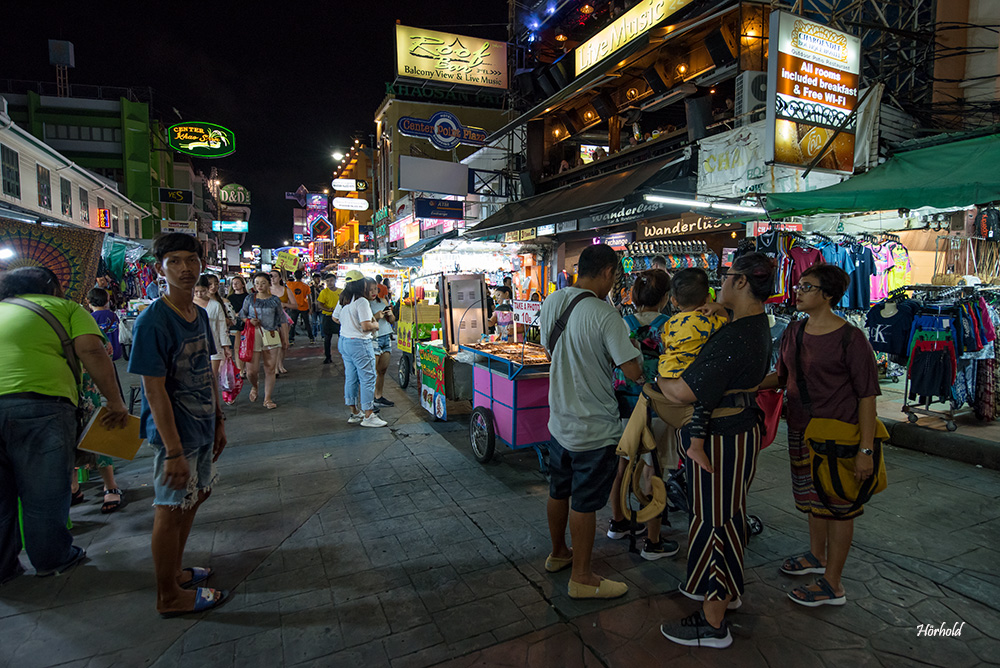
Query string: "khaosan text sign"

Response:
xmin=396 ymin=25 xmax=507 ymax=89
xmin=167 ymin=122 xmax=236 ymax=158
xmin=766 ymin=11 xmax=861 ymax=174
xmin=575 ymin=0 xmax=694 ymax=76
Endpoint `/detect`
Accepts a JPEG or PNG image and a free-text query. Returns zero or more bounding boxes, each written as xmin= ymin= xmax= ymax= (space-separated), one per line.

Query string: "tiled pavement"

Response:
xmin=2 ymin=343 xmax=1000 ymax=667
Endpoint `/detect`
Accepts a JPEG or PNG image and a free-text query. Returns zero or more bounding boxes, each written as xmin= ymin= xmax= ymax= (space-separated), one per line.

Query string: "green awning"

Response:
xmin=763 ymin=132 xmax=1000 ymax=219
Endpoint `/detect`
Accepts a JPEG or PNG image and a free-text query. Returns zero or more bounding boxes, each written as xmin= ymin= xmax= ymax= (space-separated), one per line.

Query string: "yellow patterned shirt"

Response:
xmin=658 ymin=312 xmax=728 ymax=379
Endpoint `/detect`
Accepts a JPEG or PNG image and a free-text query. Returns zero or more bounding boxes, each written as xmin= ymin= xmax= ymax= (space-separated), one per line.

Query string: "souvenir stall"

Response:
xmin=866 ymin=284 xmax=1000 ymax=430
xmin=0 ymin=217 xmax=103 ymax=303
xmin=614 ymin=240 xmax=718 ymax=313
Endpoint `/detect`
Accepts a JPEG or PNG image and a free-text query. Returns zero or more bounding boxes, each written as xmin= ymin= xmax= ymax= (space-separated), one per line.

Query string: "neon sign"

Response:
xmin=167 ymin=122 xmax=236 ymax=158
xmin=96 ymin=208 xmax=111 ymax=229
xmin=396 ymin=25 xmax=507 ymax=89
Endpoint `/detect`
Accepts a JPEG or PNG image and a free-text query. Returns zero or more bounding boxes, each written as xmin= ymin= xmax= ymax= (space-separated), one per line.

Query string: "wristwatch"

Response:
xmin=859 ymin=448 xmax=873 ymax=456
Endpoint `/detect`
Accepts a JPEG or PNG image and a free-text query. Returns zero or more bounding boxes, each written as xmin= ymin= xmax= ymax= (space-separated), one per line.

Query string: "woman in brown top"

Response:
xmin=765 ymin=264 xmax=880 ymax=607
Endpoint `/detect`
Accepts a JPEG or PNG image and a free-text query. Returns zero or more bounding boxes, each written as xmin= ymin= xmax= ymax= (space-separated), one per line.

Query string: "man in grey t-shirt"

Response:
xmin=539 ymin=244 xmax=642 ymax=600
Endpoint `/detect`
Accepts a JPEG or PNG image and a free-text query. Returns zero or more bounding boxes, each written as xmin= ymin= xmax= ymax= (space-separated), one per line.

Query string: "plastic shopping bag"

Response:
xmin=238 ymin=321 xmax=255 ymax=362
xmin=221 ymin=358 xmax=244 ymax=405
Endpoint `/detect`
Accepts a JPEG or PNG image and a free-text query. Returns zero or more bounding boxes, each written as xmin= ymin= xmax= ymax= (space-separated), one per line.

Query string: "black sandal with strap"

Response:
xmin=101 ymin=488 xmax=124 ymax=514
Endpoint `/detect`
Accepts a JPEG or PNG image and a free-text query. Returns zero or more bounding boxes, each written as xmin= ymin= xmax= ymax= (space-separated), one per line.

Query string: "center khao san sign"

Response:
xmin=396 ymin=25 xmax=507 ymax=89
xmin=398 ymin=111 xmax=487 ymax=151
xmin=575 ymin=0 xmax=694 ymax=75
xmin=167 ymin=122 xmax=236 ymax=158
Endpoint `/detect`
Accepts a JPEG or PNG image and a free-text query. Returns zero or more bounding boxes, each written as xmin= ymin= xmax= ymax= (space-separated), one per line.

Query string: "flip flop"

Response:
xmin=263 ymin=401 xmax=278 ymax=410
xmin=780 ymin=551 xmax=826 ymax=576
xmin=179 ymin=566 xmax=213 ymax=590
xmin=788 ymin=577 xmax=846 ymax=607
xmin=249 ymin=387 xmax=258 ymax=402
xmin=159 ymin=587 xmax=230 ymax=618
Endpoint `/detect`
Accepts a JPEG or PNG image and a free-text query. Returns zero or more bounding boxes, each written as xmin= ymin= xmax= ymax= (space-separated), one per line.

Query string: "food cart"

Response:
xmin=396 ymin=301 xmax=441 ymax=389
xmin=460 ymin=341 xmax=551 ymax=471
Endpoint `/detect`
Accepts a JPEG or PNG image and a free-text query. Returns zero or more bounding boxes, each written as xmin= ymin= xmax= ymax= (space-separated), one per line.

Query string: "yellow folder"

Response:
xmin=77 ymin=407 xmax=144 ymax=461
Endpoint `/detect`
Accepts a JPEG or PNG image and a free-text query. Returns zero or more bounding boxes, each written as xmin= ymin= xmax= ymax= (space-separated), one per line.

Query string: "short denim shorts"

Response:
xmin=151 ymin=442 xmax=218 ymax=510
xmin=374 ymin=333 xmax=393 ymax=355
xmin=548 ymin=437 xmax=618 ymax=513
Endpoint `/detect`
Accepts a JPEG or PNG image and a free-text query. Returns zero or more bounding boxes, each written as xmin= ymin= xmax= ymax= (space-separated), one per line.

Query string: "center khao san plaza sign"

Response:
xmin=396 ymin=25 xmax=507 ymax=89
xmin=167 ymin=122 xmax=236 ymax=158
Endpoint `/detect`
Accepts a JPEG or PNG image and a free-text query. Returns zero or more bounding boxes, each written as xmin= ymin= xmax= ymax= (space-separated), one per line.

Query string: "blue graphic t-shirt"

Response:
xmin=91 ymin=309 xmax=122 ymax=360
xmin=128 ymin=299 xmax=217 ymax=448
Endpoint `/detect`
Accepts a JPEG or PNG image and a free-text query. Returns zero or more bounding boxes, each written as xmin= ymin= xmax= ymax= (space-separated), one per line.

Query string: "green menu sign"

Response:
xmin=167 ymin=122 xmax=236 ymax=158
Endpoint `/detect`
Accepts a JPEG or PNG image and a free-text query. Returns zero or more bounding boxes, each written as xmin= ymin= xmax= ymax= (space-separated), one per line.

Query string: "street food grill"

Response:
xmin=462 ymin=341 xmax=550 ymax=365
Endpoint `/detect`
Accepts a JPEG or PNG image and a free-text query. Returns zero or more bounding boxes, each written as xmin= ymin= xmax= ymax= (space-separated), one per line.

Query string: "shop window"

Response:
xmin=79 ymin=187 xmax=89 ymax=223
xmin=97 ymin=196 xmax=105 ymax=210
xmin=60 ymin=177 xmax=72 ymax=217
xmin=1 ymin=144 xmax=20 ymax=199
xmin=36 ymin=164 xmax=51 ymax=209
xmin=111 ymin=205 xmax=120 ymax=234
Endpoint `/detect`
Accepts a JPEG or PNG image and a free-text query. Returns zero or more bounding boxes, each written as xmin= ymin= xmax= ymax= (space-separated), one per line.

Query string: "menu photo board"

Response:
xmin=766 ymin=11 xmax=862 ymax=173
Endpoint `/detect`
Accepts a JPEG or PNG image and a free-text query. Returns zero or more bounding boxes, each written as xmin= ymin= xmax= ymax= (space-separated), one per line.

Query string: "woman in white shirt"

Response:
xmin=194 ymin=275 xmax=232 ymax=379
xmin=332 ymin=271 xmax=387 ymax=428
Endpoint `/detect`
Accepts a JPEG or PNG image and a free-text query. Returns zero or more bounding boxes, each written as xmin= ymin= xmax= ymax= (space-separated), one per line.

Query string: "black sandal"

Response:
xmin=101 ymin=488 xmax=124 ymax=514
xmin=70 ymin=489 xmax=85 ymax=506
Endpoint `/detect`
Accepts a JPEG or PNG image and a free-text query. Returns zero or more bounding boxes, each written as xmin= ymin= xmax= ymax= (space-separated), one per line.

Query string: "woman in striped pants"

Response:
xmin=654 ymin=252 xmax=776 ymax=649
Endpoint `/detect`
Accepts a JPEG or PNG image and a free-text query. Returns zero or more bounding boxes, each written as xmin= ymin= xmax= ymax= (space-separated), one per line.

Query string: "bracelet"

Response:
xmin=163 ymin=453 xmax=183 ymax=461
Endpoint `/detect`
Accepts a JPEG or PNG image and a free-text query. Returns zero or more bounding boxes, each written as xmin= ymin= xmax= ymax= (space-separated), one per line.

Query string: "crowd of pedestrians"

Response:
xmin=0 ymin=234 xmax=883 ymax=646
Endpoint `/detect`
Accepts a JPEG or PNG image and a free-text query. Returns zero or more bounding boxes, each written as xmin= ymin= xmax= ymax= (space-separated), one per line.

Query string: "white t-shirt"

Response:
xmin=333 ymin=298 xmax=374 ymax=339
xmin=539 ymin=287 xmax=641 ymax=451
xmin=368 ymin=298 xmax=393 ymax=337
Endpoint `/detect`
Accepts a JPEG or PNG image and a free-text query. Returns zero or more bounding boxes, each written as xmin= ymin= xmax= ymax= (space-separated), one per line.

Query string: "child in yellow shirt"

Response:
xmin=658 ymin=268 xmax=727 ymax=468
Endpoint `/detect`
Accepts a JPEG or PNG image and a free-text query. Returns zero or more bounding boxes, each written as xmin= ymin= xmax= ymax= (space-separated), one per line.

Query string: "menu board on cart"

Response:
xmin=419 ymin=344 xmax=448 ymax=420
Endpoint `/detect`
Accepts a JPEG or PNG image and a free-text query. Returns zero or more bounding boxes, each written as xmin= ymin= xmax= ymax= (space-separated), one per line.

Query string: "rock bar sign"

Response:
xmin=638 ymin=213 xmax=740 ymax=239
xmin=396 ymin=25 xmax=507 ymax=89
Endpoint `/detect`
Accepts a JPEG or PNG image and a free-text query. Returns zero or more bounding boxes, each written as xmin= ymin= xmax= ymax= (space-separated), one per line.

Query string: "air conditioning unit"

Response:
xmin=735 ymin=71 xmax=767 ymax=126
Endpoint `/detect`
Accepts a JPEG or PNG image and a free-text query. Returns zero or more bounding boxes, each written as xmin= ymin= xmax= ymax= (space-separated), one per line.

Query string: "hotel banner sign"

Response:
xmin=396 ymin=25 xmax=507 ymax=90
xmin=575 ymin=0 xmax=694 ymax=76
xmin=765 ymin=11 xmax=861 ymax=174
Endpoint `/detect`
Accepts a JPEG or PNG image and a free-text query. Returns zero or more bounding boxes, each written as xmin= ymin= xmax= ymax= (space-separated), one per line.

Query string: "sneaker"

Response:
xmin=361 ymin=414 xmax=388 ymax=428
xmin=678 ymin=585 xmax=743 ymax=610
xmin=660 ymin=611 xmax=732 ymax=649
xmin=640 ymin=538 xmax=679 ymax=560
xmin=347 ymin=413 xmax=364 ymax=424
xmin=608 ymin=518 xmax=648 ymax=540
xmin=374 ymin=397 xmax=395 ymax=407
xmin=322 ymin=358 xmax=332 ymax=365
xmin=36 ymin=546 xmax=87 ymax=577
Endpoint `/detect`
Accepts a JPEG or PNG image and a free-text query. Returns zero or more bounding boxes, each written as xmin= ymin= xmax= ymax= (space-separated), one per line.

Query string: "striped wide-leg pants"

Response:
xmin=683 ymin=424 xmax=761 ymax=602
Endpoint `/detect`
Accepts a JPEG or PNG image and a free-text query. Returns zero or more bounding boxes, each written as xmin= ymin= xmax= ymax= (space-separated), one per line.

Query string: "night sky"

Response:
xmin=4 ymin=0 xmax=509 ymax=247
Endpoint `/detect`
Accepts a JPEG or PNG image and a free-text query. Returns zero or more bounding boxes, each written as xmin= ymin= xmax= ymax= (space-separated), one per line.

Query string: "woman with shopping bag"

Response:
xmin=238 ymin=273 xmax=285 ymax=409
xmin=763 ymin=264 xmax=886 ymax=608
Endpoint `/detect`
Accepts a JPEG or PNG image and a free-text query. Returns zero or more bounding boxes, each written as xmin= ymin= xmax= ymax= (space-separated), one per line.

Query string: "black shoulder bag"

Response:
xmin=545 ymin=292 xmax=595 ymax=354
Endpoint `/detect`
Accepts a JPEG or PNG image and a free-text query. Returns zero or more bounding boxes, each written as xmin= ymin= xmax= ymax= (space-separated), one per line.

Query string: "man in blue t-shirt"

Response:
xmin=127 ymin=233 xmax=229 ymax=618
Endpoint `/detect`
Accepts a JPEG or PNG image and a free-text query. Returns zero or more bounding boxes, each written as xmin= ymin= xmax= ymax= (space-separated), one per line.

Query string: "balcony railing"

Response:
xmin=0 ymin=79 xmax=153 ymax=104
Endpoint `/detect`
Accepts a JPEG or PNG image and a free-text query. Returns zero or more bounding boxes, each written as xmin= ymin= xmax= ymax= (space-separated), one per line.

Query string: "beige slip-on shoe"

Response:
xmin=568 ymin=577 xmax=628 ymax=599
xmin=545 ymin=553 xmax=574 ymax=573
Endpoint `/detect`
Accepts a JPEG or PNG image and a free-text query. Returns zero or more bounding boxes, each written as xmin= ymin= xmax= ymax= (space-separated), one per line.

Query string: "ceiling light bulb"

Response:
xmin=677 ymin=63 xmax=687 ymax=75
xmin=555 ymin=32 xmax=567 ymax=41
xmin=580 ymin=4 xmax=594 ymax=14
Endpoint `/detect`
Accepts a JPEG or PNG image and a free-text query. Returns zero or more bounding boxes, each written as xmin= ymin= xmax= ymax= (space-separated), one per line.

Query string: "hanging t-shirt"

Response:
xmin=886 ymin=243 xmax=912 ymax=293
xmin=868 ymin=245 xmax=893 ymax=304
xmin=846 ymin=245 xmax=873 ymax=309
xmin=818 ymin=243 xmax=856 ymax=310
xmin=865 ymin=300 xmax=917 ymax=356
xmin=756 ymin=229 xmax=780 ymax=255
xmin=788 ymin=247 xmax=825 ymax=294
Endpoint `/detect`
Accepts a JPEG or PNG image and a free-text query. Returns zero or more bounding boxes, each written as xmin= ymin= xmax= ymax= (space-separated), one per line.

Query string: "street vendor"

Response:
xmin=487 ymin=286 xmax=514 ymax=341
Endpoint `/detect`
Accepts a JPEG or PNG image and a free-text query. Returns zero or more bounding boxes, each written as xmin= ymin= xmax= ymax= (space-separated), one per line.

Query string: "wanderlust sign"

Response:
xmin=575 ymin=0 xmax=694 ymax=76
xmin=166 ymin=122 xmax=235 ymax=158
xmin=396 ymin=25 xmax=507 ymax=90
xmin=638 ymin=214 xmax=740 ymax=239
xmin=397 ymin=111 xmax=487 ymax=151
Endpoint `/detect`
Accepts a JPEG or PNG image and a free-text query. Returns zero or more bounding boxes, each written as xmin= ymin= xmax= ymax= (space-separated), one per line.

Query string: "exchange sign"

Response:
xmin=167 ymin=122 xmax=236 ymax=158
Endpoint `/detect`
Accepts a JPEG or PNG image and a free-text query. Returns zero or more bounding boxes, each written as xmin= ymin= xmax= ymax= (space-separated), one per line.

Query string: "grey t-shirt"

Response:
xmin=540 ymin=287 xmax=641 ymax=452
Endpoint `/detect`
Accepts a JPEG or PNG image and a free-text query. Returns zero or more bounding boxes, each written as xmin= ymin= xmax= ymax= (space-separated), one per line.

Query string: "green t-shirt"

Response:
xmin=0 ymin=294 xmax=105 ymax=405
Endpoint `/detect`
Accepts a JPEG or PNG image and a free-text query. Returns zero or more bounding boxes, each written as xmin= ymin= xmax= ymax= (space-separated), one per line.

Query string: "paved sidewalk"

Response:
xmin=2 ymin=342 xmax=999 ymax=667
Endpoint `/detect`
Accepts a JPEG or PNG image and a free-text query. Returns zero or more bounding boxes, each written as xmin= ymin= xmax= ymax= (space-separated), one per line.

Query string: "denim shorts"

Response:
xmin=374 ymin=333 xmax=393 ymax=355
xmin=548 ymin=437 xmax=618 ymax=513
xmin=151 ymin=442 xmax=218 ymax=510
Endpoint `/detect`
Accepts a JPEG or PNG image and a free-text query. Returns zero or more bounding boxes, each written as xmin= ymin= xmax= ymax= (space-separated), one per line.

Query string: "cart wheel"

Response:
xmin=890 ymin=376 xmax=899 ymax=384
xmin=122 ymin=344 xmax=131 ymax=362
xmin=470 ymin=407 xmax=496 ymax=464
xmin=397 ymin=355 xmax=410 ymax=389
xmin=747 ymin=514 xmax=764 ymax=537
xmin=946 ymin=421 xmax=958 ymax=432
xmin=907 ymin=412 xmax=918 ymax=423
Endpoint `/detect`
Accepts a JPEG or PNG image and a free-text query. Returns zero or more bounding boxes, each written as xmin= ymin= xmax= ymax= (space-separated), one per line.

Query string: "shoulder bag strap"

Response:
xmin=3 ymin=297 xmax=82 ymax=387
xmin=793 ymin=321 xmax=812 ymax=417
xmin=546 ymin=292 xmax=595 ymax=354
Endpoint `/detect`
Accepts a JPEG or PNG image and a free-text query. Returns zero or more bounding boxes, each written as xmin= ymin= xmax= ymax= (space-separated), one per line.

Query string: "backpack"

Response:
xmin=614 ymin=313 xmax=669 ymax=393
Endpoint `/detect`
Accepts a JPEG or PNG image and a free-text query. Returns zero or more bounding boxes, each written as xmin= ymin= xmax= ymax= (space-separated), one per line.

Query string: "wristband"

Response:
xmin=163 ymin=453 xmax=183 ymax=461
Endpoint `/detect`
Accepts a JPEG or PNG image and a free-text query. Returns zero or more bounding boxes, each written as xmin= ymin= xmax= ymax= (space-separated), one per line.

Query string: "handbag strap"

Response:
xmin=811 ymin=439 xmax=882 ymax=517
xmin=3 ymin=297 xmax=82 ymax=387
xmin=793 ymin=320 xmax=855 ymax=417
xmin=546 ymin=291 xmax=595 ymax=354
